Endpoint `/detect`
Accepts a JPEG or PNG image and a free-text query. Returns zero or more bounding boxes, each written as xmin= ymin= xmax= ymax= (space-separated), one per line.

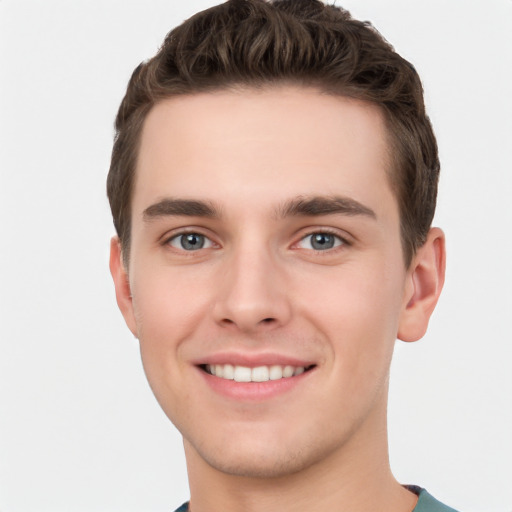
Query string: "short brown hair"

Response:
xmin=107 ymin=0 xmax=439 ymax=267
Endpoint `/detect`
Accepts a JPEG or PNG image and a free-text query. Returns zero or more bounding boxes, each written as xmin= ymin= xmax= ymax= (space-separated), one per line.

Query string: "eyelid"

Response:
xmin=292 ymin=227 xmax=352 ymax=251
xmin=168 ymin=233 xmax=214 ymax=250
xmin=158 ymin=225 xmax=352 ymax=252
xmin=160 ymin=227 xmax=219 ymax=249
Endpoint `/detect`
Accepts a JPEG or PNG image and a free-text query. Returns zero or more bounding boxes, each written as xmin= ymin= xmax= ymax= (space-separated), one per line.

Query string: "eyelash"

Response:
xmin=294 ymin=229 xmax=351 ymax=252
xmin=163 ymin=230 xmax=216 ymax=252
xmin=161 ymin=228 xmax=351 ymax=253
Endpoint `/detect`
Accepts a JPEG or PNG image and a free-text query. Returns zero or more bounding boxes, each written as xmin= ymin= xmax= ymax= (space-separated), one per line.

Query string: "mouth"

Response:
xmin=200 ymin=363 xmax=316 ymax=383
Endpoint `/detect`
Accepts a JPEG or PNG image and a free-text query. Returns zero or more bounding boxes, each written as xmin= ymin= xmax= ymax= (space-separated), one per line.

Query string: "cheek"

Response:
xmin=297 ymin=261 xmax=404 ymax=374
xmin=132 ymin=262 xmax=211 ymax=329
xmin=129 ymin=268 xmax=212 ymax=423
xmin=130 ymin=267 xmax=213 ymax=374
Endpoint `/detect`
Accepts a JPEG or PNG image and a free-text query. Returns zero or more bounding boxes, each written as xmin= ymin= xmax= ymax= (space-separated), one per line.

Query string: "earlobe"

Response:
xmin=397 ymin=227 xmax=446 ymax=342
xmin=109 ymin=237 xmax=138 ymax=337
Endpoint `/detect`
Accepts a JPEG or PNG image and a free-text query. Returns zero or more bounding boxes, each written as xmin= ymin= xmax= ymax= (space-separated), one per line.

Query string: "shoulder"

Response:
xmin=409 ymin=486 xmax=460 ymax=512
xmin=172 ymin=503 xmax=189 ymax=512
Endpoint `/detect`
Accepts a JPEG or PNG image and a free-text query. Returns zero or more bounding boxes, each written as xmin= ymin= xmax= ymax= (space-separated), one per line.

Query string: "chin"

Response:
xmin=186 ymin=429 xmax=337 ymax=480
xmin=202 ymin=449 xmax=313 ymax=479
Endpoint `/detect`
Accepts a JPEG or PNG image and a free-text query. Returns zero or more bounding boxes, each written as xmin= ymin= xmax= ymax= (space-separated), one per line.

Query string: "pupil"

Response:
xmin=312 ymin=233 xmax=334 ymax=250
xmin=181 ymin=234 xmax=204 ymax=250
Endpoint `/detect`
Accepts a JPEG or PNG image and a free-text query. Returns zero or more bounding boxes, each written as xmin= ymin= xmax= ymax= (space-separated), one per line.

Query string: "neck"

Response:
xmin=183 ymin=391 xmax=417 ymax=512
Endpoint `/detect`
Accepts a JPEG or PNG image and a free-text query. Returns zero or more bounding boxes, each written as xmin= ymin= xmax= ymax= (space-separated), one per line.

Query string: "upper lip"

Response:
xmin=192 ymin=352 xmax=316 ymax=368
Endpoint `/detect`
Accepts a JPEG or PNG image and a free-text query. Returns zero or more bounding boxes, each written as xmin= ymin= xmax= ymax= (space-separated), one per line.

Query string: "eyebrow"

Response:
xmin=142 ymin=195 xmax=376 ymax=222
xmin=143 ymin=198 xmax=220 ymax=221
xmin=276 ymin=195 xmax=377 ymax=219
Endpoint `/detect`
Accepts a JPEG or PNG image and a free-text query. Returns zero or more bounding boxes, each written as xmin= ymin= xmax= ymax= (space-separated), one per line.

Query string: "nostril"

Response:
xmin=216 ymin=316 xmax=281 ymax=334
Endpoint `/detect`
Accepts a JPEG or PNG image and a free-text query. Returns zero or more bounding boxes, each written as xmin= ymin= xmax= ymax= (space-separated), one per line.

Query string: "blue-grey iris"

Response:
xmin=311 ymin=233 xmax=335 ymax=250
xmin=180 ymin=234 xmax=205 ymax=250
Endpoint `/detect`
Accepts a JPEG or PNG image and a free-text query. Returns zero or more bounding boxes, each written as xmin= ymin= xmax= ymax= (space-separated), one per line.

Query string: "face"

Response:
xmin=111 ymin=86 xmax=434 ymax=479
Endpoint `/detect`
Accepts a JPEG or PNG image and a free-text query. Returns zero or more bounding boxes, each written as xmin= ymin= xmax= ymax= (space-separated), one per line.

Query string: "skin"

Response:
xmin=110 ymin=86 xmax=445 ymax=512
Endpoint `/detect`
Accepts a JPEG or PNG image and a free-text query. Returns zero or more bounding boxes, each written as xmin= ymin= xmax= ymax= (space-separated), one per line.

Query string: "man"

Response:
xmin=107 ymin=1 xmax=455 ymax=510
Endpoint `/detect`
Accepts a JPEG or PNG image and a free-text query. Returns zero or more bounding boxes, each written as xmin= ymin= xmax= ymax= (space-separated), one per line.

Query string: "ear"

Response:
xmin=398 ymin=227 xmax=446 ymax=342
xmin=109 ymin=237 xmax=138 ymax=337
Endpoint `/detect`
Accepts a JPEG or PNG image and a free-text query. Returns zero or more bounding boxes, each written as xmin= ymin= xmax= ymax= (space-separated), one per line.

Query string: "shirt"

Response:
xmin=173 ymin=486 xmax=459 ymax=511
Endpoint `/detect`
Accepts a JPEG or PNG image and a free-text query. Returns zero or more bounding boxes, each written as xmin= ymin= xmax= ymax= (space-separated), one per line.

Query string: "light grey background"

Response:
xmin=1 ymin=1 xmax=511 ymax=511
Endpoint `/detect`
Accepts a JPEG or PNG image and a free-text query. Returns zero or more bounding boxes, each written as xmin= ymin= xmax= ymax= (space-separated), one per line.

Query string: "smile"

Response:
xmin=203 ymin=364 xmax=313 ymax=382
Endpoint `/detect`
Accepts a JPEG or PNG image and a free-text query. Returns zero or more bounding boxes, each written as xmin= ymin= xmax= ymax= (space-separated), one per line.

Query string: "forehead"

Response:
xmin=133 ymin=86 xmax=395 ymax=219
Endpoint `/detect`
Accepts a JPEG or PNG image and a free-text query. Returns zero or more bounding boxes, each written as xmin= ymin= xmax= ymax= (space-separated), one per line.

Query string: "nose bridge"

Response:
xmin=213 ymin=234 xmax=290 ymax=331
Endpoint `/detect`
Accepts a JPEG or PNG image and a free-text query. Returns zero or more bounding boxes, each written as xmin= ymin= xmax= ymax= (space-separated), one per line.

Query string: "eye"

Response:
xmin=297 ymin=232 xmax=345 ymax=251
xmin=168 ymin=233 xmax=213 ymax=251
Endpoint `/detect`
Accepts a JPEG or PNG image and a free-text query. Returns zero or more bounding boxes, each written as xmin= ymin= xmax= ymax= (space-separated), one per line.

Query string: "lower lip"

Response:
xmin=198 ymin=367 xmax=314 ymax=401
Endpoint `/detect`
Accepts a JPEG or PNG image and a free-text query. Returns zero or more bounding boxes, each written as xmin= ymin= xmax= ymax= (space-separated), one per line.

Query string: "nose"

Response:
xmin=212 ymin=244 xmax=292 ymax=333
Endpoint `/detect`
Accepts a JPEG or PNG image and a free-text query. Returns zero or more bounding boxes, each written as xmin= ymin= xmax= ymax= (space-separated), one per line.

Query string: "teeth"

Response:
xmin=223 ymin=364 xmax=234 ymax=379
xmin=234 ymin=366 xmax=251 ymax=382
xmin=205 ymin=364 xmax=308 ymax=382
xmin=283 ymin=365 xmax=294 ymax=378
xmin=269 ymin=365 xmax=283 ymax=380
xmin=251 ymin=366 xmax=269 ymax=382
